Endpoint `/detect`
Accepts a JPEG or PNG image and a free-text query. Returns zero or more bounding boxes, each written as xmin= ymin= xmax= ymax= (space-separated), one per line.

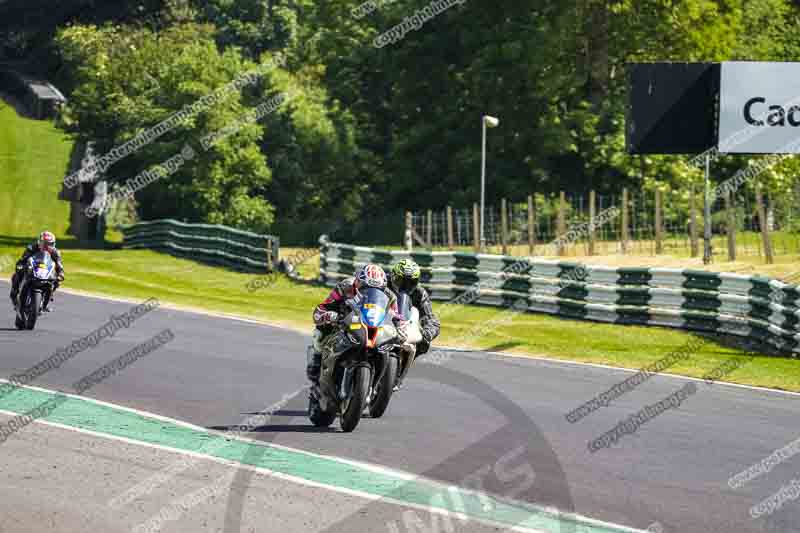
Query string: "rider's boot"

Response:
xmin=45 ymin=289 xmax=57 ymax=312
xmin=9 ymin=271 xmax=19 ymax=311
xmin=306 ymin=346 xmax=321 ymax=385
xmin=306 ymin=347 xmax=323 ymax=415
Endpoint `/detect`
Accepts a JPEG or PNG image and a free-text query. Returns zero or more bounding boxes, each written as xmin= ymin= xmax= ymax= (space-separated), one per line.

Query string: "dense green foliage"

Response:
xmin=5 ymin=0 xmax=800 ymax=243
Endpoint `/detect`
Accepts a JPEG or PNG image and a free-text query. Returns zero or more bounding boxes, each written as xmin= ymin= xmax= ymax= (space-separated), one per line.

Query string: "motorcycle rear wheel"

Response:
xmin=340 ymin=366 xmax=370 ymax=433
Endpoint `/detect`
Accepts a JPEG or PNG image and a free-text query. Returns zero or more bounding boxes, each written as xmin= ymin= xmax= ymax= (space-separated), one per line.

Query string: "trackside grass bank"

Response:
xmin=0 ymin=98 xmax=73 ymax=238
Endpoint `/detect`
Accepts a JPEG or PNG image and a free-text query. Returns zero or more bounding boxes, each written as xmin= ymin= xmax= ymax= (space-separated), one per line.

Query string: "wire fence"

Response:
xmin=407 ymin=187 xmax=800 ymax=261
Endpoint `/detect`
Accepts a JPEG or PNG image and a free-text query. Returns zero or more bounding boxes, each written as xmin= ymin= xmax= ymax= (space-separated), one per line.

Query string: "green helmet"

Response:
xmin=391 ymin=259 xmax=421 ymax=292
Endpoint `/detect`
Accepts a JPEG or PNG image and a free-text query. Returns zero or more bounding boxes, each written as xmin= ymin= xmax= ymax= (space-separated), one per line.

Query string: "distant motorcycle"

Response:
xmin=15 ymin=251 xmax=58 ymax=331
xmin=367 ymin=291 xmax=423 ymax=418
xmin=308 ymin=287 xmax=406 ymax=432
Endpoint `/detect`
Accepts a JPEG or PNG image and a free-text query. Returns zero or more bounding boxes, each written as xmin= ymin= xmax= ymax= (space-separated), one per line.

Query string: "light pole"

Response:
xmin=480 ymin=115 xmax=499 ymax=252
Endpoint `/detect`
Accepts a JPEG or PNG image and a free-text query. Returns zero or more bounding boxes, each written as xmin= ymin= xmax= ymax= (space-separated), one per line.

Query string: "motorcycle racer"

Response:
xmin=9 ymin=231 xmax=65 ymax=312
xmin=307 ymin=264 xmax=401 ymax=385
xmin=387 ymin=259 xmax=440 ymax=357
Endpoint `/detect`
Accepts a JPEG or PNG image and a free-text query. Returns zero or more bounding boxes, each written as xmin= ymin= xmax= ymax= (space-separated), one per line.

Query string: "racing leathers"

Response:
xmin=9 ymin=242 xmax=64 ymax=309
xmin=387 ymin=280 xmax=440 ymax=356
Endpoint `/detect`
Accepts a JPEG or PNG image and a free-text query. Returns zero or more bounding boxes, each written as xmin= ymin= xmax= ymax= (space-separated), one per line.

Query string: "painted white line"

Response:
xmin=0 ymin=383 xmax=647 ymax=533
xmin=0 ymin=279 xmax=306 ymax=334
xmin=477 ymin=350 xmax=800 ymax=399
xmin=419 ymin=344 xmax=800 ymax=399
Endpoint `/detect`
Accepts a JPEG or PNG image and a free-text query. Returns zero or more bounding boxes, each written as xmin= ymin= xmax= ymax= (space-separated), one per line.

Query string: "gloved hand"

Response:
xmin=57 ymin=272 xmax=65 ymax=282
xmin=321 ymin=311 xmax=339 ymax=325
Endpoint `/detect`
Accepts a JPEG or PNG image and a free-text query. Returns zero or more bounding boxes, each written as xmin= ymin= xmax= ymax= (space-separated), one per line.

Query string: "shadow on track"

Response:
xmin=207 ymin=423 xmax=336 ymax=434
xmin=239 ymin=409 xmax=308 ymax=417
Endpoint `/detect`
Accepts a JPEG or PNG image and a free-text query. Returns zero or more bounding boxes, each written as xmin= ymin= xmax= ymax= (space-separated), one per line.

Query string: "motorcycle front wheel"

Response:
xmin=25 ymin=292 xmax=41 ymax=330
xmin=340 ymin=366 xmax=370 ymax=433
xmin=368 ymin=356 xmax=398 ymax=419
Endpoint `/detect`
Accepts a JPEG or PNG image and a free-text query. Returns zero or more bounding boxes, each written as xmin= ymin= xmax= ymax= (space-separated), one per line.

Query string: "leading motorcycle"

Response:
xmin=308 ymin=287 xmax=406 ymax=432
xmin=15 ymin=251 xmax=58 ymax=331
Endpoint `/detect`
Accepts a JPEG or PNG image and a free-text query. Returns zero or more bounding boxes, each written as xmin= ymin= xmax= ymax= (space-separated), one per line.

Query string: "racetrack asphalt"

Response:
xmin=0 ymin=281 xmax=798 ymax=533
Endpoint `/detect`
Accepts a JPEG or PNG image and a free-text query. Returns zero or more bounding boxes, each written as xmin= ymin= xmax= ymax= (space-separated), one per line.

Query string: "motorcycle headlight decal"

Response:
xmin=360 ymin=305 xmax=386 ymax=327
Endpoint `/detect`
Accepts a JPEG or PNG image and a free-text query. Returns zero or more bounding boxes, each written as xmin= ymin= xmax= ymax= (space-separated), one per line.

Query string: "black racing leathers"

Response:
xmin=10 ymin=242 xmax=64 ymax=301
xmin=388 ymin=281 xmax=440 ymax=356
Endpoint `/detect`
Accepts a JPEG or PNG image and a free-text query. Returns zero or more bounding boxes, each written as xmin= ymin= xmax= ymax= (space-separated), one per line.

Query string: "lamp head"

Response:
xmin=483 ymin=115 xmax=499 ymax=128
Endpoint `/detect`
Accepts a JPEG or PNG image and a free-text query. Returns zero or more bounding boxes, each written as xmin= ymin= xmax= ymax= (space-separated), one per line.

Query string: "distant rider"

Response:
xmin=9 ymin=231 xmax=65 ymax=312
xmin=387 ymin=259 xmax=440 ymax=358
xmin=307 ymin=264 xmax=402 ymax=385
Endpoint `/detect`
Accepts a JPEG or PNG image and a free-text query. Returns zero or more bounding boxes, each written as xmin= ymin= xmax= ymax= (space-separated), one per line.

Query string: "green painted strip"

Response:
xmin=0 ymin=385 xmax=636 ymax=533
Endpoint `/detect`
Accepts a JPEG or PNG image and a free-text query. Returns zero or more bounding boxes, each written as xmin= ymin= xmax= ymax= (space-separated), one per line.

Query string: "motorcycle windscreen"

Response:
xmin=359 ymin=288 xmax=389 ymax=327
xmin=30 ymin=251 xmax=54 ymax=280
xmin=396 ymin=292 xmax=412 ymax=321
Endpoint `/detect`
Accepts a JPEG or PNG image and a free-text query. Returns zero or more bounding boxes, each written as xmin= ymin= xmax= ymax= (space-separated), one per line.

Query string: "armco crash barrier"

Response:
xmin=319 ymin=239 xmax=800 ymax=354
xmin=120 ymin=219 xmax=279 ymax=273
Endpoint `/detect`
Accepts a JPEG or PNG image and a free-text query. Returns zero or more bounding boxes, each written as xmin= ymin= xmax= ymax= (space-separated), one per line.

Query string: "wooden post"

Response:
xmin=405 ymin=211 xmax=413 ymax=251
xmin=527 ymin=194 xmax=535 ymax=255
xmin=755 ymin=184 xmax=774 ymax=264
xmin=621 ymin=188 xmax=629 ymax=254
xmin=557 ymin=191 xmax=566 ymax=256
xmin=725 ymin=190 xmax=736 ymax=261
xmin=655 ymin=189 xmax=663 ymax=254
xmin=501 ymin=198 xmax=509 ymax=255
xmin=689 ymin=184 xmax=699 ymax=258
xmin=446 ymin=206 xmax=454 ymax=250
xmin=265 ymin=238 xmax=273 ymax=272
xmin=472 ymin=203 xmax=480 ymax=252
xmin=426 ymin=209 xmax=433 ymax=248
xmin=588 ymin=190 xmax=596 ymax=256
